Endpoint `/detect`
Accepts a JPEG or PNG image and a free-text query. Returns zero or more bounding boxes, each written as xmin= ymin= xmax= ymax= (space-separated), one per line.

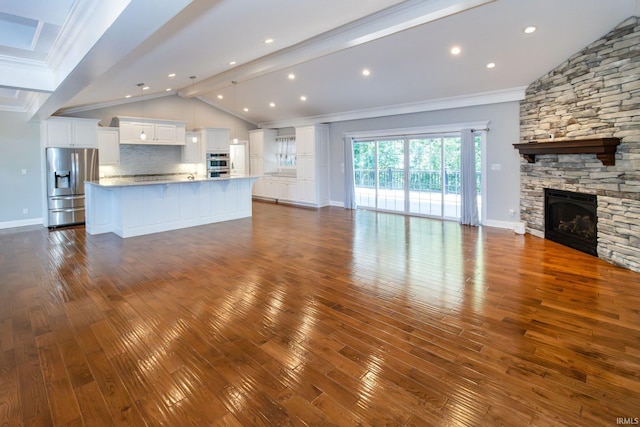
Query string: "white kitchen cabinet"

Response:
xmin=294 ymin=124 xmax=329 ymax=207
xmin=42 ymin=117 xmax=100 ymax=148
xmin=198 ymin=127 xmax=230 ymax=151
xmin=249 ymin=129 xmax=277 ymax=164
xmin=296 ymin=125 xmax=316 ymax=155
xmin=98 ymin=127 xmax=120 ymax=166
xmin=250 ymin=126 xmax=328 ymax=206
xmin=117 ymin=116 xmax=186 ymax=145
xmin=182 ymin=131 xmax=203 ymax=163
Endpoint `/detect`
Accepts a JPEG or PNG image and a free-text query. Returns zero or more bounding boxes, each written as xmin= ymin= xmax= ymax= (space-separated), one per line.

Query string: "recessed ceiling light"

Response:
xmin=264 ymin=38 xmax=274 ymax=44
xmin=143 ymin=86 xmax=149 ymax=90
xmin=451 ymin=46 xmax=461 ymax=55
xmin=524 ymin=26 xmax=537 ymax=34
xmin=229 ymin=61 xmax=237 ymax=65
xmin=168 ymin=73 xmax=176 ymax=78
xmin=125 ymin=94 xmax=131 ymax=98
xmin=269 ymin=102 xmax=275 ymax=107
xmin=362 ymin=68 xmax=371 ymax=76
xmin=486 ymin=62 xmax=496 ymax=69
xmin=288 ymin=73 xmax=296 ymax=80
xmin=300 ymin=96 xmax=307 ymax=101
xmin=243 ymin=107 xmax=249 ymax=112
xmin=217 ymin=94 xmax=224 ymax=99
xmin=166 ymin=88 xmax=171 ymax=92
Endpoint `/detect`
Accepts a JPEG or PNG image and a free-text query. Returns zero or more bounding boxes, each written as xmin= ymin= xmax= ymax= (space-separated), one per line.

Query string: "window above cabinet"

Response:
xmin=276 ymin=135 xmax=296 ymax=168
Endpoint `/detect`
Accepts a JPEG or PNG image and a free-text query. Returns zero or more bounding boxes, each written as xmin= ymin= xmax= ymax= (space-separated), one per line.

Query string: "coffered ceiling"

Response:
xmin=1 ymin=0 xmax=639 ymax=127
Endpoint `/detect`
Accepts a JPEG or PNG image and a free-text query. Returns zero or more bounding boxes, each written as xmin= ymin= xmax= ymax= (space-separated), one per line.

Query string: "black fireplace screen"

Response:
xmin=544 ymin=189 xmax=597 ymax=256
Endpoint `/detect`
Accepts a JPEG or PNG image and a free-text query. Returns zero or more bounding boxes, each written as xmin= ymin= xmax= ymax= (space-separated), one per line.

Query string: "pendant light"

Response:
xmin=137 ymin=83 xmax=147 ymax=140
xmin=190 ymin=75 xmax=198 ymax=143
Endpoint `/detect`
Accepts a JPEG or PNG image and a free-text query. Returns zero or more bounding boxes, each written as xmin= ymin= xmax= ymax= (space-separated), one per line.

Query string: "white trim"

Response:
xmin=260 ymin=87 xmax=525 ymax=128
xmin=482 ymin=219 xmax=520 ymax=230
xmin=329 ymin=201 xmax=345 ymax=208
xmin=0 ymin=218 xmax=43 ymax=230
xmin=480 ymin=131 xmax=488 ymax=226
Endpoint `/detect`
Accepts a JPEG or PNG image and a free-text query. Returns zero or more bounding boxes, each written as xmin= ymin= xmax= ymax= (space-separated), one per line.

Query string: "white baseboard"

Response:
xmin=329 ymin=201 xmax=345 ymax=208
xmin=0 ymin=218 xmax=43 ymax=230
xmin=482 ymin=219 xmax=521 ymax=231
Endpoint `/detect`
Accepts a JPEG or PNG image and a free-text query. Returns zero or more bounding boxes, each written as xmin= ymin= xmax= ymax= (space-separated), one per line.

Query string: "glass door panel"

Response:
xmin=353 ymin=141 xmax=376 ymax=208
xmin=443 ymin=136 xmax=461 ymax=219
xmin=408 ymin=138 xmax=442 ymax=217
xmin=376 ymin=139 xmax=405 ymax=212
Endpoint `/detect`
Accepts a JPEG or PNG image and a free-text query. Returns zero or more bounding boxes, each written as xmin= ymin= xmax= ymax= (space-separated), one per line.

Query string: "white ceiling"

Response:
xmin=0 ymin=0 xmax=639 ymax=127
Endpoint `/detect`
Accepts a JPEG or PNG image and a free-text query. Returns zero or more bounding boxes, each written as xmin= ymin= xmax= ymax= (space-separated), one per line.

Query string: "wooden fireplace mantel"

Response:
xmin=513 ymin=138 xmax=621 ymax=165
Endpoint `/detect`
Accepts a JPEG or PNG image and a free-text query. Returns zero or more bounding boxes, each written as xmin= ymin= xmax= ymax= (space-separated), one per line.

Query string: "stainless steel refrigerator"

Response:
xmin=46 ymin=147 xmax=99 ymax=227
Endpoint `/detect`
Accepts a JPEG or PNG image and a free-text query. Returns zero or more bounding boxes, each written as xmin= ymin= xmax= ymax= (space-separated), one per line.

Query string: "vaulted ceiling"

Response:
xmin=1 ymin=0 xmax=639 ymax=128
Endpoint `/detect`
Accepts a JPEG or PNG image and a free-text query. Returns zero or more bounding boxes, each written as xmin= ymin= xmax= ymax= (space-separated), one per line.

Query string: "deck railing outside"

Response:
xmin=354 ymin=168 xmax=480 ymax=194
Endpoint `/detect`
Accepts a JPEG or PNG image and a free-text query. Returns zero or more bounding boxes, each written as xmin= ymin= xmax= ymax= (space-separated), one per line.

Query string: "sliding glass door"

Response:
xmin=353 ymin=138 xmax=405 ymax=212
xmin=353 ymin=134 xmax=481 ymax=221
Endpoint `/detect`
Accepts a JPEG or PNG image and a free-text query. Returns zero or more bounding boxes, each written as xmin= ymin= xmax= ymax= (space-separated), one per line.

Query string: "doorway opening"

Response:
xmin=230 ymin=140 xmax=248 ymax=176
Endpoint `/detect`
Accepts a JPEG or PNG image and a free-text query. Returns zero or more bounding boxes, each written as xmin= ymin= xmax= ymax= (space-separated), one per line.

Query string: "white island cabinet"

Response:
xmin=85 ymin=176 xmax=257 ymax=238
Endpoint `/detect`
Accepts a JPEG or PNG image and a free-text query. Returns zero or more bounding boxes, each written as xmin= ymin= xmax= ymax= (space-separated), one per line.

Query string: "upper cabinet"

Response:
xmin=116 ymin=116 xmax=186 ymax=145
xmin=41 ymin=117 xmax=100 ymax=148
xmin=98 ymin=127 xmax=120 ymax=166
xmin=249 ymin=129 xmax=277 ymax=172
xmin=198 ymin=127 xmax=230 ymax=151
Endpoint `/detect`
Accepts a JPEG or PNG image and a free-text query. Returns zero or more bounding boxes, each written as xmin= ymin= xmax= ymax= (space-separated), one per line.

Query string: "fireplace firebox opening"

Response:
xmin=544 ymin=189 xmax=597 ymax=256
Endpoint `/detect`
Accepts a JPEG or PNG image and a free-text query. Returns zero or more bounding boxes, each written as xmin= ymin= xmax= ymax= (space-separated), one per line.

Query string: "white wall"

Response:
xmin=0 ymin=112 xmax=42 ymax=225
xmin=328 ymin=101 xmax=521 ymax=225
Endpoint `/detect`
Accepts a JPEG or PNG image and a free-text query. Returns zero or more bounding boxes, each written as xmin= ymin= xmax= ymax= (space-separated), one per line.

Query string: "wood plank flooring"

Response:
xmin=1 ymin=200 xmax=639 ymax=426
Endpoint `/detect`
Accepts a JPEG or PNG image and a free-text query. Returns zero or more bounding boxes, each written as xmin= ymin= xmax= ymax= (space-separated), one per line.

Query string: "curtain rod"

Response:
xmin=352 ymin=127 xmax=490 ymax=141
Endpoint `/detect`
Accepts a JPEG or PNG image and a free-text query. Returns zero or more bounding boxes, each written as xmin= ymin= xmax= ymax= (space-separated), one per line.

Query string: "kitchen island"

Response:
xmin=85 ymin=176 xmax=257 ymax=238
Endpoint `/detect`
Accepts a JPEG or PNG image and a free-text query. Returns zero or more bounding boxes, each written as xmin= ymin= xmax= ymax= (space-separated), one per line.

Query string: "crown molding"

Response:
xmin=0 ymin=55 xmax=54 ymax=92
xmin=259 ymin=86 xmax=526 ymax=129
xmin=46 ymin=0 xmax=130 ymax=81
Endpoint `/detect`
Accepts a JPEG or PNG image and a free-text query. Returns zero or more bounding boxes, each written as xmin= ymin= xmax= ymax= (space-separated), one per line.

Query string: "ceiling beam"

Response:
xmin=179 ymin=0 xmax=496 ymax=98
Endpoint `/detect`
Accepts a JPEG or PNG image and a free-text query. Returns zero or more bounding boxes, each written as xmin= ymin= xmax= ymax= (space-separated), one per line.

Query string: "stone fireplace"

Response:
xmin=517 ymin=16 xmax=640 ymax=273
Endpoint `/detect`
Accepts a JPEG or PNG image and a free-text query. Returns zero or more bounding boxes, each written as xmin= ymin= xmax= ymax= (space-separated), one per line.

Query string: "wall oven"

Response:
xmin=206 ymin=152 xmax=230 ymax=178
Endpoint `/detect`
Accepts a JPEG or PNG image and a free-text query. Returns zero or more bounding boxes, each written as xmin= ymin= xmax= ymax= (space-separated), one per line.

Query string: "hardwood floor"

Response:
xmin=1 ymin=201 xmax=639 ymax=426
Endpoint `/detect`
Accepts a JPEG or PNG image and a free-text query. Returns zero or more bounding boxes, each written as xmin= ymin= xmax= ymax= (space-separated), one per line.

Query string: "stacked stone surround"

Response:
xmin=518 ymin=16 xmax=640 ymax=273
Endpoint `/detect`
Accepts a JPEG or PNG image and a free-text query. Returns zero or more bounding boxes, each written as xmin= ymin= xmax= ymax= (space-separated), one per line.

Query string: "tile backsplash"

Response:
xmin=99 ymin=144 xmax=198 ymax=178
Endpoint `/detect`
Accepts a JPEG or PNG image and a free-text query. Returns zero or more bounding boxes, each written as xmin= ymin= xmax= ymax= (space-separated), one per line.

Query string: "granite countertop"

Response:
xmin=87 ymin=175 xmax=257 ymax=187
xmin=264 ymin=172 xmax=297 ymax=178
